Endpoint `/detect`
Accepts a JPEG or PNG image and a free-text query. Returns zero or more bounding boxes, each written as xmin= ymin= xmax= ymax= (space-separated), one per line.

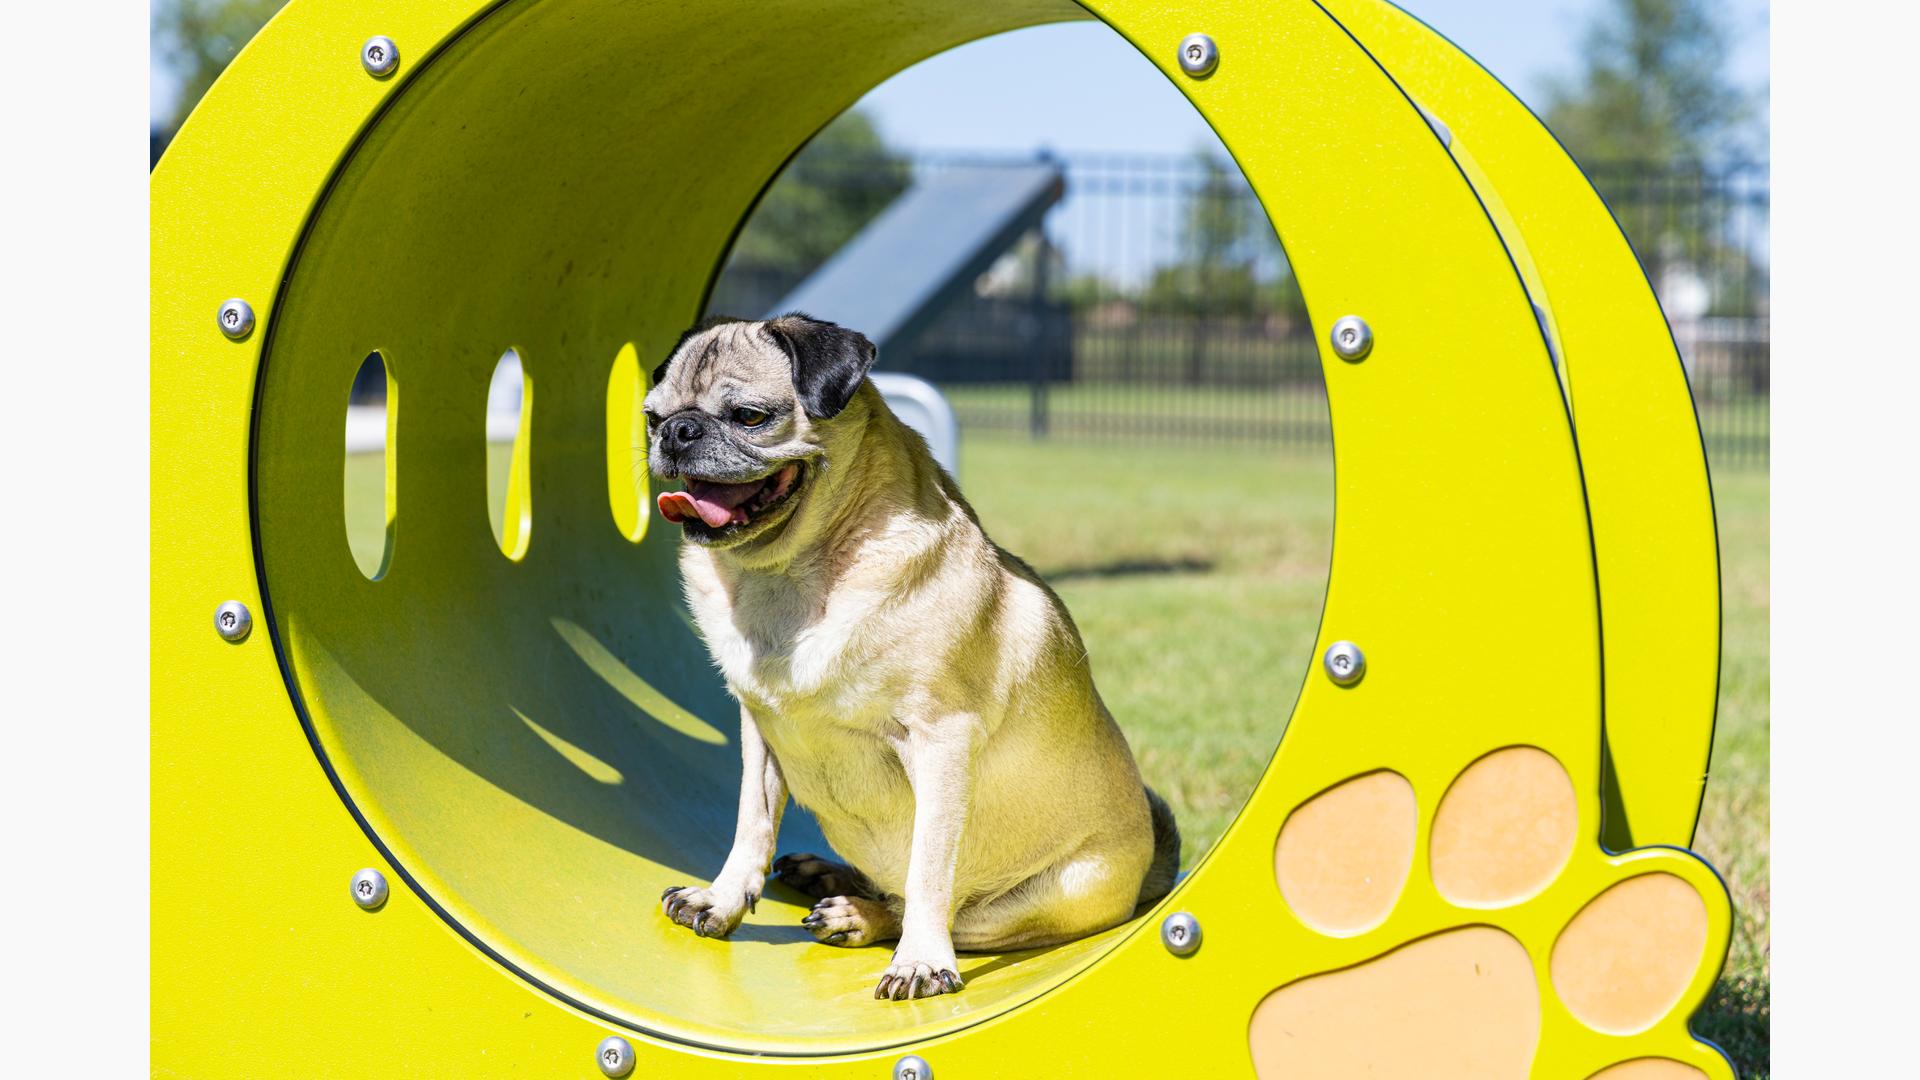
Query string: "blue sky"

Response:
xmin=155 ymin=2 xmax=1770 ymax=154
xmin=853 ymin=0 xmax=1769 ymax=156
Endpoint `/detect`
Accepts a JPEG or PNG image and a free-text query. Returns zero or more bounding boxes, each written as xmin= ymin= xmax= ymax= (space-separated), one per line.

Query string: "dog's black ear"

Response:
xmin=652 ymin=315 xmax=746 ymax=388
xmin=763 ymin=313 xmax=877 ymax=419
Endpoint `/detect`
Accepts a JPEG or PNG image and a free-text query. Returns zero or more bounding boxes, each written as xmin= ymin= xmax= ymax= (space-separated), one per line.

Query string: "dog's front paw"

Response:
xmin=874 ymin=949 xmax=964 ymax=1001
xmin=659 ymin=883 xmax=753 ymax=939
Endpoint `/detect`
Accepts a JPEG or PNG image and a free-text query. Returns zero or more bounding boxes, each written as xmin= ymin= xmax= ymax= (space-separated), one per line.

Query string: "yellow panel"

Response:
xmin=152 ymin=1 xmax=1733 ymax=1075
xmin=1321 ymin=0 xmax=1723 ymax=850
xmin=246 ymin=0 xmax=1114 ymax=1053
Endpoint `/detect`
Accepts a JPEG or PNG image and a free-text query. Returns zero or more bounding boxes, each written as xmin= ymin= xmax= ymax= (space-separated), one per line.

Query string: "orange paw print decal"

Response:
xmin=1249 ymin=748 xmax=1735 ymax=1078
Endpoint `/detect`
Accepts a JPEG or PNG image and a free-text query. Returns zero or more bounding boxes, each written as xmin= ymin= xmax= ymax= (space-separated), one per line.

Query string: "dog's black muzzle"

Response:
xmin=658 ymin=410 xmax=712 ymax=457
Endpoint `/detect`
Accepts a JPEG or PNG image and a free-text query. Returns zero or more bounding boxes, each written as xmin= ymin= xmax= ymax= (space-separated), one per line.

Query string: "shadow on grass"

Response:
xmin=1695 ymin=973 xmax=1769 ymax=1078
xmin=1044 ymin=556 xmax=1215 ymax=582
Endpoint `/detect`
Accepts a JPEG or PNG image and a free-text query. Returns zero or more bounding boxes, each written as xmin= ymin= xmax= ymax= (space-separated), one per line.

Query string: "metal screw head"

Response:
xmin=1323 ymin=640 xmax=1366 ymax=686
xmin=214 ymin=600 xmax=252 ymax=642
xmin=595 ymin=1036 xmax=635 ymax=1078
xmin=893 ymin=1055 xmax=933 ymax=1080
xmin=1160 ymin=910 xmax=1202 ymax=956
xmin=350 ymin=868 xmax=389 ymax=910
xmin=361 ymin=35 xmax=399 ymax=76
xmin=217 ymin=298 xmax=254 ymax=340
xmin=1330 ymin=315 xmax=1373 ymax=361
xmin=1177 ymin=33 xmax=1219 ymax=78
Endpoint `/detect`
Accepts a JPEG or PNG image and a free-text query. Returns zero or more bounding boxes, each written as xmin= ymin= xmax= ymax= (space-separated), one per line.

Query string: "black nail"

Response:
xmin=874 ymin=978 xmax=891 ymax=1000
xmin=909 ymin=974 xmax=928 ymax=998
xmin=747 ymin=893 xmax=758 ymax=914
xmin=939 ymin=970 xmax=961 ymax=992
xmin=661 ymin=885 xmax=683 ymax=901
xmin=827 ymin=931 xmax=847 ymax=944
xmin=694 ymin=911 xmax=711 ymax=935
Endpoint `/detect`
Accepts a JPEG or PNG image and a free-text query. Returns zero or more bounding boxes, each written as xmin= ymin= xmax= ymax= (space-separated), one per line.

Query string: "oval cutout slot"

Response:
xmin=606 ymin=342 xmax=650 ymax=542
xmin=487 ymin=348 xmax=533 ymax=560
xmin=343 ymin=351 xmax=395 ymax=579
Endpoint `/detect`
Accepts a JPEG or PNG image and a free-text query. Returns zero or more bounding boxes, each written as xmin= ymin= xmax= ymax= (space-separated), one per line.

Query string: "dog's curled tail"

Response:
xmin=1136 ymin=786 xmax=1182 ymax=907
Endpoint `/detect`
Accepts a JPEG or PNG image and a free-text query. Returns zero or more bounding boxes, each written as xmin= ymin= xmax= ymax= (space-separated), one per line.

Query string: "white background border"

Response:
xmin=6 ymin=1 xmax=1908 ymax=1071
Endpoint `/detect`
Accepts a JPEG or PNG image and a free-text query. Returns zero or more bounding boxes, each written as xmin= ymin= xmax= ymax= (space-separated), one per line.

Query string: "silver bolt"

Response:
xmin=361 ymin=35 xmax=399 ymax=77
xmin=214 ymin=600 xmax=252 ymax=642
xmin=350 ymin=867 xmax=389 ymax=910
xmin=1323 ymin=641 xmax=1366 ymax=686
xmin=1330 ymin=316 xmax=1373 ymax=361
xmin=595 ymin=1036 xmax=635 ymax=1078
xmin=1177 ymin=33 xmax=1219 ymax=79
xmin=893 ymin=1055 xmax=933 ymax=1080
xmin=217 ymin=298 xmax=255 ymax=340
xmin=1160 ymin=910 xmax=1202 ymax=957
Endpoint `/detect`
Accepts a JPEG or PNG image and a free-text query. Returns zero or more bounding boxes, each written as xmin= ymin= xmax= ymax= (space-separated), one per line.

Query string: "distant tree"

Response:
xmin=1184 ymin=153 xmax=1256 ymax=281
xmin=721 ymin=111 xmax=912 ymax=283
xmin=1142 ymin=151 xmax=1261 ymax=313
xmin=1541 ymin=0 xmax=1757 ymax=167
xmin=1141 ymin=262 xmax=1261 ymax=318
xmin=1137 ymin=150 xmax=1268 ymax=382
xmin=1542 ymin=0 xmax=1764 ymax=316
xmin=1059 ymin=272 xmax=1113 ymax=312
xmin=152 ymin=0 xmax=287 ymax=149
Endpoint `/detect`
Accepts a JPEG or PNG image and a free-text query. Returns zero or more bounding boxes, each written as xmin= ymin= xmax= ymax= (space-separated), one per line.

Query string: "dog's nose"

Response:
xmin=662 ymin=414 xmax=705 ymax=453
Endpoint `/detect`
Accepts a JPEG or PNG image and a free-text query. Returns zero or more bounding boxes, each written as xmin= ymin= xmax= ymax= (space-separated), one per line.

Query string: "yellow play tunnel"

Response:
xmin=152 ymin=1 xmax=1734 ymax=1075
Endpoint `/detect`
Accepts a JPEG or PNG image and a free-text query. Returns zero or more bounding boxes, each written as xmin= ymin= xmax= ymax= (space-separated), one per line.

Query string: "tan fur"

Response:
xmin=647 ymin=318 xmax=1177 ymax=1001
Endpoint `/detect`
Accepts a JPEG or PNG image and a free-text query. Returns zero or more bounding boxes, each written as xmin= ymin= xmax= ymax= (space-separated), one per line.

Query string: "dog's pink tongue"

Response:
xmin=657 ymin=480 xmax=760 ymax=528
xmin=656 ymin=491 xmax=700 ymax=525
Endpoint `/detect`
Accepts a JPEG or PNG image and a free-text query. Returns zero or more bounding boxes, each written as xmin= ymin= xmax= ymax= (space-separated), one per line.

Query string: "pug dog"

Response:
xmin=647 ymin=313 xmax=1178 ymax=1001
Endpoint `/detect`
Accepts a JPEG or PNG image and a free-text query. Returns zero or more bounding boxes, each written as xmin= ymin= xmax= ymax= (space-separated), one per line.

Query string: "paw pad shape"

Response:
xmin=1251 ymin=747 xmax=1734 ymax=1079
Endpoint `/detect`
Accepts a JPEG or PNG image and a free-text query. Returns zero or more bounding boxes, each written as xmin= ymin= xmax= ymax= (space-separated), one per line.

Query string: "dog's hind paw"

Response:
xmin=773 ymin=852 xmax=881 ymax=900
xmin=801 ymin=895 xmax=899 ymax=947
xmin=658 ymin=884 xmax=749 ymax=939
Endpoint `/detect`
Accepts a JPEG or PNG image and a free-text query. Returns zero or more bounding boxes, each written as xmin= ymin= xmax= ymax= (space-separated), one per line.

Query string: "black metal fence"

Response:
xmin=710 ymin=152 xmax=1769 ymax=469
xmin=1584 ymin=163 xmax=1770 ymax=469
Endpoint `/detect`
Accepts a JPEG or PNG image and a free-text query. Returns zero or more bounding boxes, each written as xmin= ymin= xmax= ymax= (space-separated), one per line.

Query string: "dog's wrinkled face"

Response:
xmin=644 ymin=313 xmax=876 ymax=550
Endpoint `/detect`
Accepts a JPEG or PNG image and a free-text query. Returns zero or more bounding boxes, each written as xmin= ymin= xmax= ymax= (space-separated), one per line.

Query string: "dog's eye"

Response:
xmin=643 ymin=409 xmax=661 ymax=430
xmin=732 ymin=407 xmax=770 ymax=428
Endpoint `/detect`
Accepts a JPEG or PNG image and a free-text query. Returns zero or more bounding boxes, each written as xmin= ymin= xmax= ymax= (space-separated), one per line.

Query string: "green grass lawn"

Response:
xmin=1690 ymin=469 xmax=1770 ymax=1076
xmin=957 ymin=436 xmax=1334 ymax=863
xmin=347 ymin=429 xmax=1767 ymax=1074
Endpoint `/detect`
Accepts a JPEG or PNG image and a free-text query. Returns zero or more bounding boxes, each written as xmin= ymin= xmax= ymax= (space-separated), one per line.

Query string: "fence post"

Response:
xmin=1030 ymin=228 xmax=1051 ymax=438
